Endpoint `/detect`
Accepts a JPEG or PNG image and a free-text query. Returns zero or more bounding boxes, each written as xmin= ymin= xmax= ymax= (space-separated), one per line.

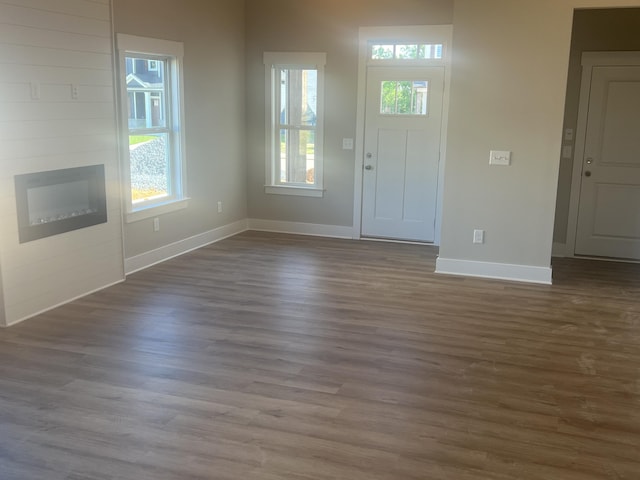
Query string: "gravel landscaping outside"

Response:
xmin=129 ymin=136 xmax=168 ymax=198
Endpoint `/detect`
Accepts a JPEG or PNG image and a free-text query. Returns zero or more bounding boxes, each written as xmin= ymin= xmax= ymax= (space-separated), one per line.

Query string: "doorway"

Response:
xmin=570 ymin=54 xmax=640 ymax=260
xmin=353 ymin=26 xmax=452 ymax=244
xmin=361 ymin=66 xmax=444 ymax=242
xmin=558 ymin=8 xmax=640 ymax=261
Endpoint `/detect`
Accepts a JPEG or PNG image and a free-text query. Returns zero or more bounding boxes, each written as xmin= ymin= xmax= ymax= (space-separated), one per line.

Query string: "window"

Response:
xmin=116 ymin=34 xmax=187 ymax=221
xmin=264 ymin=52 xmax=326 ymax=197
xmin=371 ymin=43 xmax=443 ymax=60
xmin=380 ymin=80 xmax=429 ymax=115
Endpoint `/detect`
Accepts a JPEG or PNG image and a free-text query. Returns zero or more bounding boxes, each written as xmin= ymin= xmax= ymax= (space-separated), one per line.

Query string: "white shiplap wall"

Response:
xmin=0 ymin=0 xmax=124 ymax=326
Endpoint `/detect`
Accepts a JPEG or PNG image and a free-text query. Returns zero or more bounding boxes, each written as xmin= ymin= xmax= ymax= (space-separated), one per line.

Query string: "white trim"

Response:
xmin=263 ymin=52 xmax=326 ymax=194
xmin=435 ymin=257 xmax=553 ymax=285
xmin=125 ymin=219 xmax=248 ymax=275
xmin=125 ymin=197 xmax=190 ymax=223
xmin=581 ymin=51 xmax=640 ymax=66
xmin=552 ymin=242 xmax=567 ymax=258
xmin=117 ymin=34 xmax=184 ymax=57
xmin=0 ymin=267 xmax=5 ymax=327
xmin=3 ymin=279 xmax=126 ymax=328
xmin=565 ymin=51 xmax=640 ymax=259
xmin=353 ymin=25 xmax=452 ymax=245
xmin=264 ymin=185 xmax=324 ymax=198
xmin=116 ymin=34 xmax=188 ymax=217
xmin=248 ymin=219 xmax=354 ymax=239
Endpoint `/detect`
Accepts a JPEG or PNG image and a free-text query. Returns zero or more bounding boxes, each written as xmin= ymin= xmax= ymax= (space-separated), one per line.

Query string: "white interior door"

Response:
xmin=361 ymin=66 xmax=444 ymax=242
xmin=575 ymin=65 xmax=640 ymax=260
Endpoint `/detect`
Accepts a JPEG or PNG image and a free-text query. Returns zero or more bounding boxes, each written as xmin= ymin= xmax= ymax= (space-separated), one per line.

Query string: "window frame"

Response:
xmin=116 ymin=34 xmax=188 ymax=223
xmin=264 ymin=52 xmax=326 ymax=198
xmin=369 ymin=43 xmax=444 ymax=61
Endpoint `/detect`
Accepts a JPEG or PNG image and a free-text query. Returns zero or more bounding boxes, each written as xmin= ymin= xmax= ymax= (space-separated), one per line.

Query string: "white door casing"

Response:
xmin=361 ymin=66 xmax=444 ymax=242
xmin=567 ymin=52 xmax=640 ymax=260
xmin=352 ymin=25 xmax=452 ymax=244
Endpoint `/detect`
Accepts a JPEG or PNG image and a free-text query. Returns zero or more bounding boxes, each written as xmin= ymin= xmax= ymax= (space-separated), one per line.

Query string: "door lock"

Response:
xmin=364 ymin=165 xmax=374 ymax=171
xmin=366 ymin=153 xmax=373 ymax=158
xmin=585 ymin=170 xmax=592 ymax=177
xmin=586 ymin=157 xmax=594 ymax=164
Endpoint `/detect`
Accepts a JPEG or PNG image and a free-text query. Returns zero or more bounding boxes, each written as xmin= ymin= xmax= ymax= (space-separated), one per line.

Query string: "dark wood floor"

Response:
xmin=1 ymin=231 xmax=639 ymax=480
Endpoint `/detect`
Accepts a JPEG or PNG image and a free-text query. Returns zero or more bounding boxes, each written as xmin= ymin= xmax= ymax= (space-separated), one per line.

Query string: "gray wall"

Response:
xmin=245 ymin=0 xmax=454 ymax=226
xmin=439 ymin=0 xmax=640 ymax=270
xmin=554 ymin=7 xmax=640 ymax=244
xmin=113 ymin=0 xmax=247 ymax=259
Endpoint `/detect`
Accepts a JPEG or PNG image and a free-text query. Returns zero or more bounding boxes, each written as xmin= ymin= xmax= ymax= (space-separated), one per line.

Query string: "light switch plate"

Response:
xmin=489 ymin=150 xmax=511 ymax=166
xmin=564 ymin=128 xmax=574 ymax=142
xmin=342 ymin=138 xmax=354 ymax=150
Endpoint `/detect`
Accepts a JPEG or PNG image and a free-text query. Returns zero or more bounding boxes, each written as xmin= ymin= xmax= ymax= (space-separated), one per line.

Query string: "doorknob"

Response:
xmin=585 ymin=170 xmax=592 ymax=177
xmin=366 ymin=153 xmax=373 ymax=159
xmin=364 ymin=165 xmax=374 ymax=171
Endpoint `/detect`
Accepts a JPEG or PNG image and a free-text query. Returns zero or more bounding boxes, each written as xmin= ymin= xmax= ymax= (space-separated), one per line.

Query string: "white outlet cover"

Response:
xmin=489 ymin=150 xmax=511 ymax=166
xmin=342 ymin=138 xmax=354 ymax=150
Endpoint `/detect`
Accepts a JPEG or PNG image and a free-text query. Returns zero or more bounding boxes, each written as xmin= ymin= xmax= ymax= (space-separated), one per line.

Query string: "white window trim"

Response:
xmin=116 ymin=34 xmax=188 ymax=222
xmin=264 ymin=51 xmax=326 ymax=197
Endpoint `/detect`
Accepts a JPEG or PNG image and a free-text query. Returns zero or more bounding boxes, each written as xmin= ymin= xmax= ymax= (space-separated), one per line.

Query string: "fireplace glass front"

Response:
xmin=15 ymin=165 xmax=107 ymax=243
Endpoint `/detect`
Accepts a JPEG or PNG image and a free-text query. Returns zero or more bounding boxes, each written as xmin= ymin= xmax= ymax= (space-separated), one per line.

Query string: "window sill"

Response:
xmin=265 ymin=185 xmax=324 ymax=198
xmin=125 ymin=197 xmax=190 ymax=223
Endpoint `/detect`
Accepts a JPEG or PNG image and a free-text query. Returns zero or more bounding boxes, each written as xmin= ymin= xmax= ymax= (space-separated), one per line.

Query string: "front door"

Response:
xmin=361 ymin=66 xmax=444 ymax=242
xmin=575 ymin=65 xmax=640 ymax=259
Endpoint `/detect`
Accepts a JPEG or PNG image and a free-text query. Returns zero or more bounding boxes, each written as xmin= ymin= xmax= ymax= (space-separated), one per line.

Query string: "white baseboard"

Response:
xmin=3 ymin=278 xmax=126 ymax=328
xmin=247 ymin=219 xmax=354 ymax=239
xmin=435 ymin=257 xmax=552 ymax=285
xmin=125 ymin=219 xmax=248 ymax=275
xmin=552 ymin=242 xmax=567 ymax=257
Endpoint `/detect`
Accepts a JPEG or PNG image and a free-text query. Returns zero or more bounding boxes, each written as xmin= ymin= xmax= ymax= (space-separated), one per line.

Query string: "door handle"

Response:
xmin=366 ymin=153 xmax=373 ymax=159
xmin=585 ymin=170 xmax=592 ymax=177
xmin=364 ymin=165 xmax=374 ymax=171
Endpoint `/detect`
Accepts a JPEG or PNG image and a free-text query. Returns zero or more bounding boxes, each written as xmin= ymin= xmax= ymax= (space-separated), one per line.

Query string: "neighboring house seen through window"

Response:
xmin=264 ymin=52 xmax=326 ymax=197
xmin=116 ymin=34 xmax=187 ymax=221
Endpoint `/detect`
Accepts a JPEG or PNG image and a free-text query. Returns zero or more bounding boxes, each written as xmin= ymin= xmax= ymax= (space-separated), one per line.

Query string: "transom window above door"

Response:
xmin=370 ymin=43 xmax=443 ymax=61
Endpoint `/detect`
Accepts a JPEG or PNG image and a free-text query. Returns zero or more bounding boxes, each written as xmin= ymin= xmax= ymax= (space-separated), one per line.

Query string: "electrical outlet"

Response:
xmin=71 ymin=84 xmax=79 ymax=100
xmin=473 ymin=229 xmax=484 ymax=244
xmin=153 ymin=217 xmax=160 ymax=232
xmin=217 ymin=201 xmax=223 ymax=213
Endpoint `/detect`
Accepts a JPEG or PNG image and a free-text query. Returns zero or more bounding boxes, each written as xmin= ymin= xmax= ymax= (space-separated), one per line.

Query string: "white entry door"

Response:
xmin=575 ymin=65 xmax=640 ymax=259
xmin=361 ymin=66 xmax=444 ymax=242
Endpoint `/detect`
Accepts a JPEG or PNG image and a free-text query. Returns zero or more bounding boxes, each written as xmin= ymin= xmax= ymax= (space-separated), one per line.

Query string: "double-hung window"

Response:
xmin=264 ymin=52 xmax=326 ymax=197
xmin=116 ymin=34 xmax=187 ymax=221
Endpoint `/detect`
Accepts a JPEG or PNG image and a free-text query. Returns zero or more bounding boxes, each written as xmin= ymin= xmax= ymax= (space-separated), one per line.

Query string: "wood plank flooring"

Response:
xmin=1 ymin=231 xmax=639 ymax=479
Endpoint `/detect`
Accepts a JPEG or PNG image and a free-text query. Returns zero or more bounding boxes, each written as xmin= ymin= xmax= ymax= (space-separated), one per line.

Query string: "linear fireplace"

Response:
xmin=14 ymin=165 xmax=108 ymax=243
